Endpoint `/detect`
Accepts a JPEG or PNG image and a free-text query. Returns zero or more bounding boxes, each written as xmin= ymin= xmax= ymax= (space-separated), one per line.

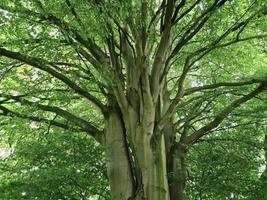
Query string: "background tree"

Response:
xmin=0 ymin=0 xmax=267 ymax=199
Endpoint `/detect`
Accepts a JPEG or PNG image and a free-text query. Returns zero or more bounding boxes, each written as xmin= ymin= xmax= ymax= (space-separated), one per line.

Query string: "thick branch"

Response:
xmin=0 ymin=95 xmax=104 ymax=143
xmin=184 ymin=83 xmax=267 ymax=144
xmin=172 ymin=0 xmax=202 ymax=25
xmin=0 ymin=105 xmax=78 ymax=132
xmin=150 ymin=24 xmax=171 ymax=101
xmin=0 ymin=47 xmax=106 ymax=113
xmin=158 ymin=58 xmax=190 ymax=129
xmin=184 ymin=79 xmax=267 ymax=95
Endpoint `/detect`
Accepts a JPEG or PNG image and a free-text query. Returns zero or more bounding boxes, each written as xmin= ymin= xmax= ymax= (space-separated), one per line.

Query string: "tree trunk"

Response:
xmin=105 ymin=108 xmax=175 ymax=200
xmin=104 ymin=76 xmax=187 ymax=199
xmin=103 ymin=93 xmax=190 ymax=200
xmin=105 ymin=109 xmax=134 ymax=200
xmin=168 ymin=142 xmax=187 ymax=200
xmin=134 ymin=130 xmax=170 ymax=200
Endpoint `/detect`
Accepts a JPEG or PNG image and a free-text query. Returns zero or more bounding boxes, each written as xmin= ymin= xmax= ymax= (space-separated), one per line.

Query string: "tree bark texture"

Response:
xmin=105 ymin=109 xmax=134 ymax=200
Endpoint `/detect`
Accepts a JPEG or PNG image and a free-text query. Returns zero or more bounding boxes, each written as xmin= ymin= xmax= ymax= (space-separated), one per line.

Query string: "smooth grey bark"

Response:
xmin=125 ymin=105 xmax=171 ymax=200
xmin=134 ymin=130 xmax=170 ymax=200
xmin=104 ymin=103 xmax=172 ymax=200
xmin=105 ymin=109 xmax=134 ymax=200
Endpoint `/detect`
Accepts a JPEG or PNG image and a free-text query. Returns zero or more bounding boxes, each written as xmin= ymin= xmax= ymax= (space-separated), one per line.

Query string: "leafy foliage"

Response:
xmin=0 ymin=123 xmax=109 ymax=199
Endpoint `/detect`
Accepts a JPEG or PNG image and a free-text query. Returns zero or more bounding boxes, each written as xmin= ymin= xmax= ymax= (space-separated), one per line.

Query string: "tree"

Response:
xmin=0 ymin=0 xmax=266 ymax=199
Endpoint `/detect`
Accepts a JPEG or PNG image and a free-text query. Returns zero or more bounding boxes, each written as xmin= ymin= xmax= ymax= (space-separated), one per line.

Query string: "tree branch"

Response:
xmin=184 ymin=78 xmax=267 ymax=95
xmin=0 ymin=95 xmax=104 ymax=143
xmin=0 ymin=105 xmax=78 ymax=132
xmin=184 ymin=82 xmax=267 ymax=144
xmin=168 ymin=0 xmax=228 ymax=62
xmin=0 ymin=47 xmax=106 ymax=114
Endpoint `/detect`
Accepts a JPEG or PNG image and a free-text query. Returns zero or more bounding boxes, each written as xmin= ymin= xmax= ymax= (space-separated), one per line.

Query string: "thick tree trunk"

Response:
xmin=105 ymin=110 xmax=173 ymax=199
xmin=168 ymin=142 xmax=187 ymax=200
xmin=104 ymin=102 xmax=189 ymax=200
xmin=104 ymin=77 xmax=187 ymax=199
xmin=105 ymin=110 xmax=134 ymax=200
xmin=134 ymin=131 xmax=170 ymax=200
